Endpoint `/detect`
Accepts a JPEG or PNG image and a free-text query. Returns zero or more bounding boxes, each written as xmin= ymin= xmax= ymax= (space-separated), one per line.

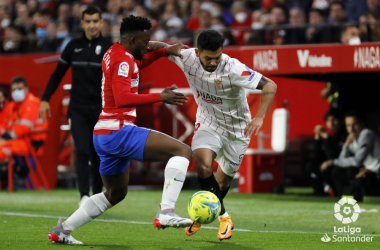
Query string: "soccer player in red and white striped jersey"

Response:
xmin=168 ymin=30 xmax=277 ymax=240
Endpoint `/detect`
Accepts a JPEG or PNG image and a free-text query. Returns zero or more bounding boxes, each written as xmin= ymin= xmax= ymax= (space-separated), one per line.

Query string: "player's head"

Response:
xmin=344 ymin=110 xmax=365 ymax=137
xmin=10 ymin=75 xmax=28 ymax=103
xmin=81 ymin=5 xmax=102 ymax=40
xmin=196 ymin=29 xmax=224 ymax=72
xmin=120 ymin=15 xmax=152 ymax=60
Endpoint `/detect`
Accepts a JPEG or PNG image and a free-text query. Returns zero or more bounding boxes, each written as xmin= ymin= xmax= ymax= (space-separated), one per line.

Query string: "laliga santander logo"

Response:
xmin=334 ymin=198 xmax=360 ymax=224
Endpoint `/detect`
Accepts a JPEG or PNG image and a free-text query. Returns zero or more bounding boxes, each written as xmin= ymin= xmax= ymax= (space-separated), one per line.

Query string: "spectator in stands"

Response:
xmin=263 ymin=5 xmax=287 ymax=45
xmin=367 ymin=0 xmax=380 ymax=17
xmin=341 ymin=25 xmax=361 ymax=44
xmin=0 ymin=76 xmax=48 ymax=163
xmin=306 ymin=8 xmax=325 ymax=43
xmin=186 ymin=0 xmax=201 ymax=31
xmin=38 ymin=21 xmax=61 ymax=52
xmin=198 ymin=9 xmax=212 ymax=30
xmin=101 ymin=18 xmax=112 ymax=41
xmin=0 ymin=25 xmax=29 ymax=53
xmin=320 ymin=1 xmax=347 ymax=43
xmin=306 ymin=108 xmax=347 ymax=196
xmin=211 ymin=16 xmax=235 ymax=46
xmin=320 ymin=110 xmax=380 ymax=198
xmin=286 ymin=6 xmax=307 ymax=44
xmin=56 ymin=20 xmax=71 ymax=52
xmin=230 ymin=1 xmax=252 ymax=45
xmin=361 ymin=12 xmax=380 ymax=42
xmin=162 ymin=1 xmax=184 ymax=38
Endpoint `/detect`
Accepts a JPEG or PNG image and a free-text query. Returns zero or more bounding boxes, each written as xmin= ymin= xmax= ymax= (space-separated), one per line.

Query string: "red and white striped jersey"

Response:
xmin=94 ymin=43 xmax=166 ymax=134
xmin=169 ymin=48 xmax=263 ymax=138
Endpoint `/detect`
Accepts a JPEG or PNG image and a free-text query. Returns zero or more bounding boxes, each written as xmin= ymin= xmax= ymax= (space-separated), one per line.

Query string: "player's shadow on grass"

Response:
xmin=182 ymin=239 xmax=263 ymax=250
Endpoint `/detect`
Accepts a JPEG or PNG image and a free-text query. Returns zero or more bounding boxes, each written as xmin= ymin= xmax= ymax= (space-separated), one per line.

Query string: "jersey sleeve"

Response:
xmin=168 ymin=48 xmax=195 ymax=69
xmin=111 ymin=57 xmax=160 ymax=108
xmin=230 ymin=59 xmax=263 ymax=90
xmin=135 ymin=47 xmax=167 ymax=69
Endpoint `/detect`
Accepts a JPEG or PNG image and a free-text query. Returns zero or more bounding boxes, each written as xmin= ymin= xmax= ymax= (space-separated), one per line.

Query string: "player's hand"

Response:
xmin=345 ymin=133 xmax=355 ymax=147
xmin=166 ymin=43 xmax=189 ymax=59
xmin=39 ymin=101 xmax=51 ymax=120
xmin=244 ymin=116 xmax=264 ymax=138
xmin=356 ymin=168 xmax=370 ymax=178
xmin=320 ymin=160 xmax=333 ymax=171
xmin=160 ymin=86 xmax=188 ymax=105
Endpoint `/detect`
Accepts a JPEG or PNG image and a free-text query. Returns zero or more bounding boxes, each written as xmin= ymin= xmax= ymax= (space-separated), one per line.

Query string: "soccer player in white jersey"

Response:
xmin=168 ymin=30 xmax=277 ymax=240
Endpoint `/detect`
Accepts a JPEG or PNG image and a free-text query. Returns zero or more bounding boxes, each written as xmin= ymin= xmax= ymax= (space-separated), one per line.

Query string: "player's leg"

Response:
xmin=142 ymin=130 xmax=193 ymax=228
xmin=48 ymin=133 xmax=130 ymax=244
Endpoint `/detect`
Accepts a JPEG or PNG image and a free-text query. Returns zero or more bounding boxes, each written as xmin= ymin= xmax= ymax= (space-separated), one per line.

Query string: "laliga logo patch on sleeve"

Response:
xmin=118 ymin=62 xmax=129 ymax=77
xmin=241 ymin=65 xmax=255 ymax=81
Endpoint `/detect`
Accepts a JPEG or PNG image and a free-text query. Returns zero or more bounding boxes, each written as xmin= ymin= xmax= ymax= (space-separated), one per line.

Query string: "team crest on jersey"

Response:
xmin=197 ymin=90 xmax=223 ymax=104
xmin=241 ymin=65 xmax=255 ymax=81
xmin=118 ymin=62 xmax=129 ymax=77
xmin=214 ymin=79 xmax=223 ymax=89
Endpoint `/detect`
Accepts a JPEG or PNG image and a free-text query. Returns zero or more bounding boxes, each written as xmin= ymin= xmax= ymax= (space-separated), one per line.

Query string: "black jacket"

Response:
xmin=42 ymin=33 xmax=113 ymax=106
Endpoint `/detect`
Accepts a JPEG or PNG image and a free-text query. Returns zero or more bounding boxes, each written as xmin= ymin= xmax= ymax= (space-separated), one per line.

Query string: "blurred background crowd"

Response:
xmin=1 ymin=0 xmax=380 ymax=54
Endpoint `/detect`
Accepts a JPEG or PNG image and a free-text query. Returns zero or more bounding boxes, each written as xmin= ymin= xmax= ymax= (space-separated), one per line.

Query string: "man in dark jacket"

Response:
xmin=39 ymin=6 xmax=113 ymax=206
xmin=306 ymin=108 xmax=347 ymax=196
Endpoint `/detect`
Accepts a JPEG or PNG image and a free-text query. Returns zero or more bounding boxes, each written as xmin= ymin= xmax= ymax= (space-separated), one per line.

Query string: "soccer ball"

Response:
xmin=187 ymin=191 xmax=221 ymax=224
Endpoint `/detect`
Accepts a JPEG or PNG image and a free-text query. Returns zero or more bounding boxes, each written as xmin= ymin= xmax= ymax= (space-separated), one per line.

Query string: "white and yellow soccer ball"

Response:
xmin=187 ymin=191 xmax=221 ymax=224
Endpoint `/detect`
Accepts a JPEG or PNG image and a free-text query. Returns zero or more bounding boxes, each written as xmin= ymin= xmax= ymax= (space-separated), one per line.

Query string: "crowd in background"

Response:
xmin=1 ymin=0 xmax=380 ymax=53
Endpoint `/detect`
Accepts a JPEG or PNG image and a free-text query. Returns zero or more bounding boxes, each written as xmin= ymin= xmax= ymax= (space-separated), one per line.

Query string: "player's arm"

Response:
xmin=39 ymin=43 xmax=72 ymax=119
xmin=137 ymin=43 xmax=189 ymax=69
xmin=245 ymin=76 xmax=277 ymax=137
xmin=112 ymin=61 xmax=187 ymax=107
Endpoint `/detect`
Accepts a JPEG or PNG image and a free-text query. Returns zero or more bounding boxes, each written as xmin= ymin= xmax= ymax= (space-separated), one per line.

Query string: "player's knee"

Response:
xmin=195 ymin=161 xmax=213 ymax=177
xmin=105 ymin=187 xmax=128 ymax=205
xmin=175 ymin=144 xmax=192 ymax=160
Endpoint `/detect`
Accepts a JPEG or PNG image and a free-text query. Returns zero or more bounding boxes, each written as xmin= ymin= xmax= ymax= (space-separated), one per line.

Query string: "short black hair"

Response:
xmin=324 ymin=108 xmax=342 ymax=121
xmin=11 ymin=76 xmax=27 ymax=87
xmin=0 ymin=87 xmax=8 ymax=100
xmin=197 ymin=30 xmax=224 ymax=52
xmin=120 ymin=15 xmax=152 ymax=36
xmin=330 ymin=1 xmax=345 ymax=10
xmin=344 ymin=110 xmax=365 ymax=123
xmin=81 ymin=5 xmax=102 ymax=20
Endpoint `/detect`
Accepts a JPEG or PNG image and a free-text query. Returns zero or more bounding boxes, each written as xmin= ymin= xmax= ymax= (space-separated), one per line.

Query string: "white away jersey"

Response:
xmin=169 ymin=48 xmax=263 ymax=138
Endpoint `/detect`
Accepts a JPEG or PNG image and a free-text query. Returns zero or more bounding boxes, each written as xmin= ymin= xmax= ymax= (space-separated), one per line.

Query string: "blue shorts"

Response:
xmin=93 ymin=125 xmax=151 ymax=176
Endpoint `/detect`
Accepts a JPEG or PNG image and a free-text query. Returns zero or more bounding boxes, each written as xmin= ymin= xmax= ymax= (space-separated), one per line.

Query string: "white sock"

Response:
xmin=63 ymin=192 xmax=112 ymax=231
xmin=218 ymin=212 xmax=229 ymax=220
xmin=160 ymin=156 xmax=189 ymax=210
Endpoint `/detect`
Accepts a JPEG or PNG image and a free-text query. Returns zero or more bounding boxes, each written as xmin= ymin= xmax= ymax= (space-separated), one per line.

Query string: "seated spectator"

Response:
xmin=263 ymin=5 xmax=287 ymax=45
xmin=0 ymin=76 xmax=48 ymax=164
xmin=286 ymin=6 xmax=307 ymax=44
xmin=306 ymin=108 xmax=347 ymax=196
xmin=341 ymin=25 xmax=361 ymax=45
xmin=320 ymin=110 xmax=380 ymax=199
xmin=322 ymin=1 xmax=348 ymax=43
xmin=0 ymin=25 xmax=29 ymax=54
xmin=0 ymin=87 xmax=14 ymax=124
xmin=305 ymin=8 xmax=325 ymax=43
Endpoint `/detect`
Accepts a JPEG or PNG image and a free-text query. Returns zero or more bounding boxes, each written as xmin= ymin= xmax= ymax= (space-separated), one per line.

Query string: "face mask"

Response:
xmin=12 ymin=89 xmax=26 ymax=102
xmin=211 ymin=24 xmax=224 ymax=32
xmin=252 ymin=22 xmax=264 ymax=30
xmin=36 ymin=28 xmax=47 ymax=38
xmin=348 ymin=37 xmax=361 ymax=45
xmin=235 ymin=12 xmax=247 ymax=23
xmin=56 ymin=31 xmax=68 ymax=39
xmin=1 ymin=19 xmax=10 ymax=28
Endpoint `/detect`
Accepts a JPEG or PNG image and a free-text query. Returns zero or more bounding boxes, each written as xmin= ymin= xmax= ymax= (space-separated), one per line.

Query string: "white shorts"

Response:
xmin=191 ymin=123 xmax=250 ymax=177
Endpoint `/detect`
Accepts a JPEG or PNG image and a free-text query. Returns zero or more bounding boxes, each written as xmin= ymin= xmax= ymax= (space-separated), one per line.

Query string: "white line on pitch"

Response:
xmin=0 ymin=211 xmax=379 ymax=237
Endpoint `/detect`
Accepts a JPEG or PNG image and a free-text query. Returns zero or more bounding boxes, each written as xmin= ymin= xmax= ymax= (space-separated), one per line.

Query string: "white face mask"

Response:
xmin=12 ymin=89 xmax=26 ymax=102
xmin=235 ymin=12 xmax=247 ymax=23
xmin=348 ymin=37 xmax=361 ymax=45
xmin=1 ymin=19 xmax=10 ymax=28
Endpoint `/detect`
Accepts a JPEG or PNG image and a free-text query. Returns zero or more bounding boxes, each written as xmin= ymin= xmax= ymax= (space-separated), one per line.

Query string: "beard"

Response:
xmin=200 ymin=59 xmax=217 ymax=72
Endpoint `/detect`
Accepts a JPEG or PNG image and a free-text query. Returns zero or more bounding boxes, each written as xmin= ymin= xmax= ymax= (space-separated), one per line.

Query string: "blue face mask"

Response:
xmin=56 ymin=31 xmax=69 ymax=39
xmin=36 ymin=28 xmax=47 ymax=38
xmin=12 ymin=89 xmax=26 ymax=102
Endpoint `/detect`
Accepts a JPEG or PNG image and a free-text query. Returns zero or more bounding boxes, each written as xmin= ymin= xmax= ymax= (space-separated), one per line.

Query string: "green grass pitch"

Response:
xmin=0 ymin=188 xmax=379 ymax=250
